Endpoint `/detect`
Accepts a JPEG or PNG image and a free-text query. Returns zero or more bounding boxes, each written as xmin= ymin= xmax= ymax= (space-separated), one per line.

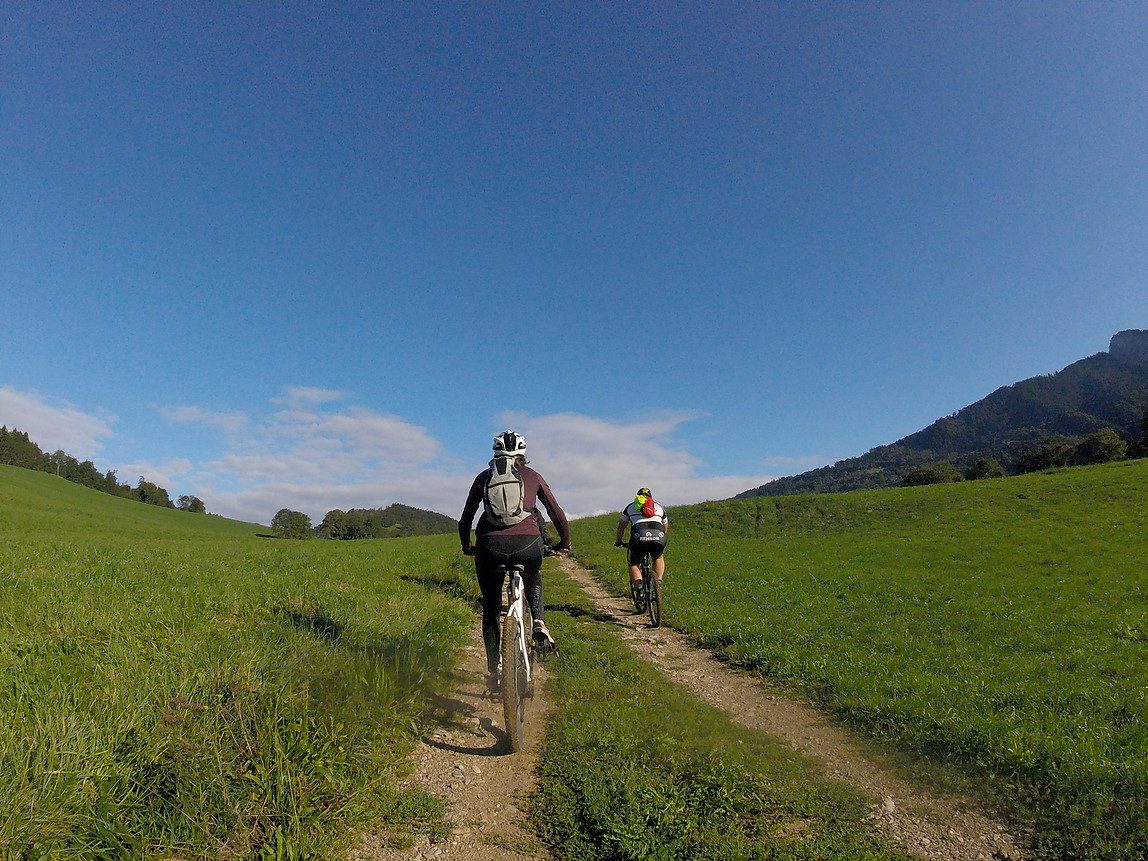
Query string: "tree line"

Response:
xmin=0 ymin=425 xmax=203 ymax=512
xmin=271 ymin=503 xmax=457 ymax=540
xmin=903 ymin=422 xmax=1148 ymax=486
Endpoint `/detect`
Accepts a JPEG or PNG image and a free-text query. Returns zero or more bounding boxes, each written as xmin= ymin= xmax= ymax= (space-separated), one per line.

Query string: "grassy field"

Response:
xmin=570 ymin=460 xmax=1148 ymax=860
xmin=529 ymin=571 xmax=917 ymax=861
xmin=0 ymin=465 xmax=470 ymax=858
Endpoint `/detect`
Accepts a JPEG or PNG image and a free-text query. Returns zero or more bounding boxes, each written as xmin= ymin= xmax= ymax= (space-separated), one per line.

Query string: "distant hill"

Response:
xmin=0 ymin=463 xmax=261 ymax=538
xmin=738 ymin=329 xmax=1148 ymax=498
xmin=316 ymin=503 xmax=456 ymax=539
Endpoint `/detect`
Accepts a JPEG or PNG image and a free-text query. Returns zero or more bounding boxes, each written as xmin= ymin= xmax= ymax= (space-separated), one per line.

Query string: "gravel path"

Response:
xmin=352 ymin=623 xmax=553 ymax=861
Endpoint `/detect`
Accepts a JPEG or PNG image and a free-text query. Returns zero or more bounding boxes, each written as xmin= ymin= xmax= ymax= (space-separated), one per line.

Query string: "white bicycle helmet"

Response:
xmin=493 ymin=430 xmax=527 ymax=457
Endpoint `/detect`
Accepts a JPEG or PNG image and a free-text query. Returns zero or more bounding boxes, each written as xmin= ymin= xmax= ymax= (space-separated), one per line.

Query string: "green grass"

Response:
xmin=524 ymin=570 xmax=914 ymax=860
xmin=570 ymin=460 xmax=1148 ymax=860
xmin=0 ymin=465 xmax=470 ymax=858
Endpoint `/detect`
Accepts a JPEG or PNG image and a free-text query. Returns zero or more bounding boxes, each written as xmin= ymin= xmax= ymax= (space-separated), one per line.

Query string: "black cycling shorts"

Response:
xmin=628 ymin=527 xmax=666 ymax=566
xmin=476 ymin=532 xmax=545 ymax=571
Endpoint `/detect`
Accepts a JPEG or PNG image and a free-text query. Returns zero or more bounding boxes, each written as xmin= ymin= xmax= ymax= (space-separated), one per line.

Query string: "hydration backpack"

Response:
xmin=635 ymin=491 xmax=656 ymax=518
xmin=483 ymin=457 xmax=530 ymax=527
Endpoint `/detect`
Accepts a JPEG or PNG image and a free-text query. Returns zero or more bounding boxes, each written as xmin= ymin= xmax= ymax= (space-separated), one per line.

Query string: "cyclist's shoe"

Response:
xmin=486 ymin=671 xmax=500 ymax=696
xmin=631 ymin=581 xmax=647 ymax=611
xmin=532 ymin=620 xmax=558 ymax=653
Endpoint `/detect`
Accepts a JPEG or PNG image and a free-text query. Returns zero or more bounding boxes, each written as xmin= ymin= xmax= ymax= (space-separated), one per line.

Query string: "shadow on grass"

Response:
xmin=547 ymin=602 xmax=622 ymax=626
xmin=271 ymin=603 xmax=455 ymax=713
xmin=274 ymin=605 xmax=345 ymax=642
xmin=400 ymin=573 xmax=482 ymax=611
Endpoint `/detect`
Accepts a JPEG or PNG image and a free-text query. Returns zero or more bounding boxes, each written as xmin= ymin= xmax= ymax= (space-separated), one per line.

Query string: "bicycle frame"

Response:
xmin=501 ymin=565 xmax=532 ymax=690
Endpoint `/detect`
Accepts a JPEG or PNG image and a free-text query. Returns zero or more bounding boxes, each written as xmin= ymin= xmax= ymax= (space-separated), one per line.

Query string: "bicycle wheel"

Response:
xmin=501 ymin=613 xmax=527 ymax=752
xmin=644 ymin=557 xmax=662 ymax=628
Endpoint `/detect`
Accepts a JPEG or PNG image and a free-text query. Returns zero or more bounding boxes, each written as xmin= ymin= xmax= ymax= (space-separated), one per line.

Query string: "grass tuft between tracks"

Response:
xmin=530 ymin=571 xmax=913 ymax=861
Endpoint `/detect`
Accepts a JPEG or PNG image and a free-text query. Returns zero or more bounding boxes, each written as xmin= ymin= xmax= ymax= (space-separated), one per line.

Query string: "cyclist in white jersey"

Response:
xmin=614 ymin=487 xmax=669 ymax=604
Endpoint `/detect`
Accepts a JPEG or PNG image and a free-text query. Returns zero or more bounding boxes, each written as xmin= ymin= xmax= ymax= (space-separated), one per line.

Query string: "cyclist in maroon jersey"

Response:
xmin=459 ymin=431 xmax=571 ymax=692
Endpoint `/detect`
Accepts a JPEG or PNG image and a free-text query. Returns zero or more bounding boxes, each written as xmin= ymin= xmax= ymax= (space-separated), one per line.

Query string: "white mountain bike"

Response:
xmin=497 ymin=548 xmax=558 ymax=752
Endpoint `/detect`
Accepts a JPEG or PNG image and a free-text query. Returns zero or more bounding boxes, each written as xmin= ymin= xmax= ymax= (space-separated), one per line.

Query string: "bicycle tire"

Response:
xmin=501 ymin=613 xmax=526 ymax=752
xmin=644 ymin=556 xmax=663 ymax=628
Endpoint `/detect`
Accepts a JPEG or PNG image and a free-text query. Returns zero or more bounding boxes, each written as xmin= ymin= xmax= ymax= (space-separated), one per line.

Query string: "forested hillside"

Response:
xmin=0 ymin=425 xmax=184 ymax=509
xmin=315 ymin=503 xmax=456 ymax=539
xmin=740 ymin=330 xmax=1148 ymax=497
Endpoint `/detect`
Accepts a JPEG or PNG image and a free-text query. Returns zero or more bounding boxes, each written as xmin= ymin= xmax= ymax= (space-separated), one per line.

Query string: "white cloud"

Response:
xmin=160 ymin=404 xmax=249 ymax=434
xmin=0 ymin=386 xmax=114 ymax=457
xmin=118 ymin=458 xmax=194 ymax=490
xmin=493 ymin=411 xmax=776 ymax=518
xmin=5 ymin=385 xmax=776 ymax=526
xmin=199 ymin=470 xmax=472 ymax=527
xmin=274 ymin=387 xmax=348 ymax=406
xmin=134 ymin=392 xmax=778 ymax=526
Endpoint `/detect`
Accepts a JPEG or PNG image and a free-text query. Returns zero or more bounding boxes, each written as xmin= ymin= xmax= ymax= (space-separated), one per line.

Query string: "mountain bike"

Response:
xmin=618 ymin=542 xmax=663 ymax=628
xmin=497 ymin=547 xmax=558 ymax=753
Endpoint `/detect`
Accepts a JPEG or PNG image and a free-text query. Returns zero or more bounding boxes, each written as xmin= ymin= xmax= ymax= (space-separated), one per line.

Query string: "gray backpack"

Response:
xmin=483 ymin=457 xmax=530 ymax=527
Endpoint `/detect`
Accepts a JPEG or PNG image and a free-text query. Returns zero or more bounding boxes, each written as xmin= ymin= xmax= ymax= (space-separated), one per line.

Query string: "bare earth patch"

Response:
xmin=555 ymin=556 xmax=1027 ymax=861
xmin=352 ymin=624 xmax=553 ymax=861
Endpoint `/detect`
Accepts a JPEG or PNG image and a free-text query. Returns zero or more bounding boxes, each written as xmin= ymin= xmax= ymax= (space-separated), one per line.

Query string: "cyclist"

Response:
xmin=459 ymin=430 xmax=570 ymax=692
xmin=614 ymin=486 xmax=669 ymax=606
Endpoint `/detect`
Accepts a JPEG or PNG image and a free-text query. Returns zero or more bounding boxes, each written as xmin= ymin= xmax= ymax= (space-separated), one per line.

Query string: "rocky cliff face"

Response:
xmin=1109 ymin=329 xmax=1148 ymax=366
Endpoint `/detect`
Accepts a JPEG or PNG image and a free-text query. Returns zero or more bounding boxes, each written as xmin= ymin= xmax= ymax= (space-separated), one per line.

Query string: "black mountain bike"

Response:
xmin=619 ymin=543 xmax=662 ymax=628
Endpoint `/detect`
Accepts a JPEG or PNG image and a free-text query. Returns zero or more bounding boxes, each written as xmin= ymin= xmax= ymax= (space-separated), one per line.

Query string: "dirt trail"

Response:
xmin=353 ymin=623 xmax=552 ymax=861
xmin=357 ymin=556 xmax=1027 ymax=861
xmin=554 ymin=556 xmax=1027 ymax=861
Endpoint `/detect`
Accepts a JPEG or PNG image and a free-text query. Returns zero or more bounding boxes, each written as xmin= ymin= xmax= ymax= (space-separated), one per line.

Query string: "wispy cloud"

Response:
xmin=0 ymin=386 xmax=114 ymax=457
xmin=167 ymin=388 xmax=449 ymax=521
xmin=273 ymin=387 xmax=348 ymax=406
xmin=495 ymin=411 xmax=776 ymax=518
xmin=118 ymin=458 xmax=194 ymax=490
xmin=9 ymin=386 xmax=775 ymax=527
xmin=160 ymin=405 xmax=249 ymax=434
xmin=196 ymin=405 xmax=776 ymax=526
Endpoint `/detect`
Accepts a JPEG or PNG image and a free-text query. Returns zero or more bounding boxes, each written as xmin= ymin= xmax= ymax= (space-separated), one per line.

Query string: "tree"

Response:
xmin=965 ymin=457 xmax=1007 ymax=480
xmin=903 ymin=461 xmax=963 ymax=486
xmin=0 ymin=427 xmax=49 ymax=470
xmin=317 ymin=509 xmax=349 ymax=539
xmin=271 ymin=508 xmax=312 ymax=539
xmin=1073 ymin=429 xmax=1128 ymax=465
xmin=136 ymin=478 xmax=174 ymax=508
xmin=1016 ymin=438 xmax=1077 ymax=474
xmin=177 ymin=495 xmax=206 ymax=513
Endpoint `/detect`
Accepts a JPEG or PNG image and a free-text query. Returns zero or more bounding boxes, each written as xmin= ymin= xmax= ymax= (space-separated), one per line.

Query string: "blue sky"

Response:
xmin=2 ymin=2 xmax=1146 ymax=524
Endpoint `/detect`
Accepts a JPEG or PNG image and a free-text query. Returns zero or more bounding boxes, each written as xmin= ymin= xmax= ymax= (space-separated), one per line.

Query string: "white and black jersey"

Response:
xmin=621 ymin=500 xmax=668 ymax=539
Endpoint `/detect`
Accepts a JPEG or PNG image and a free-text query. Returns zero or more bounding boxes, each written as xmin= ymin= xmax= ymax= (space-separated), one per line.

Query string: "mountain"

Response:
xmin=738 ymin=329 xmax=1148 ymax=498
